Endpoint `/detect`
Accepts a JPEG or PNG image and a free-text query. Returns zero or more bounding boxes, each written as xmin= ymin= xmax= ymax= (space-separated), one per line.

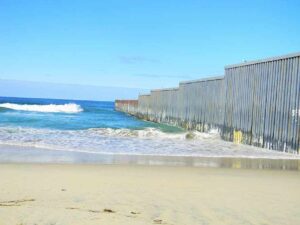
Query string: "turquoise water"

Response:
xmin=0 ymin=96 xmax=203 ymax=156
xmin=0 ymin=97 xmax=179 ymax=132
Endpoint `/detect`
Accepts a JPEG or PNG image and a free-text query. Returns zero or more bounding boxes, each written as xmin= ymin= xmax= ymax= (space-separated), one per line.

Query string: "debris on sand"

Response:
xmin=103 ymin=208 xmax=116 ymax=213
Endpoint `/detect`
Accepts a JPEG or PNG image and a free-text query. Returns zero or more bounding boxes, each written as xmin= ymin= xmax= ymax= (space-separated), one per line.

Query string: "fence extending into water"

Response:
xmin=115 ymin=52 xmax=300 ymax=154
xmin=115 ymin=100 xmax=138 ymax=115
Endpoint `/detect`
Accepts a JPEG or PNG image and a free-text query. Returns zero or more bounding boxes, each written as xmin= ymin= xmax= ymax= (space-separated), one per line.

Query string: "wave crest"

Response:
xmin=1 ymin=126 xmax=298 ymax=159
xmin=88 ymin=127 xmax=220 ymax=140
xmin=0 ymin=103 xmax=83 ymax=113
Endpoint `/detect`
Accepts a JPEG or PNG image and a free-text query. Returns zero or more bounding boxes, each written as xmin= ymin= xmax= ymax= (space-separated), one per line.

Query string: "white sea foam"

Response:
xmin=88 ymin=127 xmax=221 ymax=140
xmin=0 ymin=126 xmax=298 ymax=159
xmin=89 ymin=127 xmax=188 ymax=139
xmin=0 ymin=103 xmax=83 ymax=113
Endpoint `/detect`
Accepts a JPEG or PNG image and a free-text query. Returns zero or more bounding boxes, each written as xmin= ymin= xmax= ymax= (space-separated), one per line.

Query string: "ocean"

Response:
xmin=0 ymin=96 xmax=298 ymax=159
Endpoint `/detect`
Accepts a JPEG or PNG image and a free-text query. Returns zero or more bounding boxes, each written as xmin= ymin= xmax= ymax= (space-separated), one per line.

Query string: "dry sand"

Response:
xmin=0 ymin=164 xmax=299 ymax=225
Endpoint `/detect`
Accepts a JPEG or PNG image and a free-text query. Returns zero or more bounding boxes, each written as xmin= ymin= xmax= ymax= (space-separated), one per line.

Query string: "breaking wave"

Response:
xmin=88 ymin=127 xmax=220 ymax=140
xmin=0 ymin=126 xmax=298 ymax=159
xmin=0 ymin=103 xmax=83 ymax=113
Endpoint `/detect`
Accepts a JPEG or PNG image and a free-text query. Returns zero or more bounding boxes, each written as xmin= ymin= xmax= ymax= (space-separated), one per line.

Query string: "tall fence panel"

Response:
xmin=147 ymin=88 xmax=179 ymax=123
xmin=115 ymin=52 xmax=300 ymax=153
xmin=136 ymin=77 xmax=224 ymax=130
xmin=137 ymin=94 xmax=151 ymax=118
xmin=115 ymin=100 xmax=138 ymax=115
xmin=179 ymin=77 xmax=225 ymax=131
xmin=223 ymin=53 xmax=300 ymax=153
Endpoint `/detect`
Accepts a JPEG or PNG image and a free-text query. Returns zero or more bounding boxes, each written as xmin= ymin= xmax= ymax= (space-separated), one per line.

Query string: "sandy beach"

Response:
xmin=0 ymin=163 xmax=299 ymax=225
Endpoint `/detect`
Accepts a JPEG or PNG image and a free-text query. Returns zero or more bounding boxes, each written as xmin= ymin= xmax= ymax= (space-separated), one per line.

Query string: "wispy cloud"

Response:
xmin=119 ymin=56 xmax=160 ymax=64
xmin=134 ymin=73 xmax=193 ymax=79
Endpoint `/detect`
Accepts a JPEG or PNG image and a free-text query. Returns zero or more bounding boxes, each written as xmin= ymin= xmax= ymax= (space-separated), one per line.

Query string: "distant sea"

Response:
xmin=0 ymin=96 xmax=298 ymax=159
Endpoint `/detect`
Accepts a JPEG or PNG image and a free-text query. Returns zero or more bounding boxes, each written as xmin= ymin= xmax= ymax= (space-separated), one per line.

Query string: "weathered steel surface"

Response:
xmin=223 ymin=53 xmax=300 ymax=154
xmin=137 ymin=94 xmax=151 ymax=118
xmin=115 ymin=52 xmax=300 ymax=153
xmin=115 ymin=100 xmax=138 ymax=115
xmin=178 ymin=77 xmax=225 ymax=131
xmin=134 ymin=77 xmax=224 ymax=131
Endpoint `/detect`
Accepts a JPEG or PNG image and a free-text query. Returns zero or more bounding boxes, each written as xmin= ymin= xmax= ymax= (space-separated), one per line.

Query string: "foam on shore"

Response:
xmin=0 ymin=126 xmax=299 ymax=160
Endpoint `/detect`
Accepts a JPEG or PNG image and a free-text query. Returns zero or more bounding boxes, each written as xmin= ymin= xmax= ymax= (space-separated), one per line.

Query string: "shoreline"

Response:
xmin=1 ymin=144 xmax=299 ymax=170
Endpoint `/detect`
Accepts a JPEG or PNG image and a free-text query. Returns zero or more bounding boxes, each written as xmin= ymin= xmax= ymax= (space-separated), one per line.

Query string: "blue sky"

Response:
xmin=0 ymin=0 xmax=299 ymax=100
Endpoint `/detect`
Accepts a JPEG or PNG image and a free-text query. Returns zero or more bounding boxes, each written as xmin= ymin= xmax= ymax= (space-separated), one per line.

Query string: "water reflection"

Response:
xmin=0 ymin=145 xmax=299 ymax=170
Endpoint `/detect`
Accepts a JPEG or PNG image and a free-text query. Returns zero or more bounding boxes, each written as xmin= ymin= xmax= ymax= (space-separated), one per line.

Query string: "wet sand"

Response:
xmin=0 ymin=164 xmax=299 ymax=225
xmin=0 ymin=144 xmax=300 ymax=170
